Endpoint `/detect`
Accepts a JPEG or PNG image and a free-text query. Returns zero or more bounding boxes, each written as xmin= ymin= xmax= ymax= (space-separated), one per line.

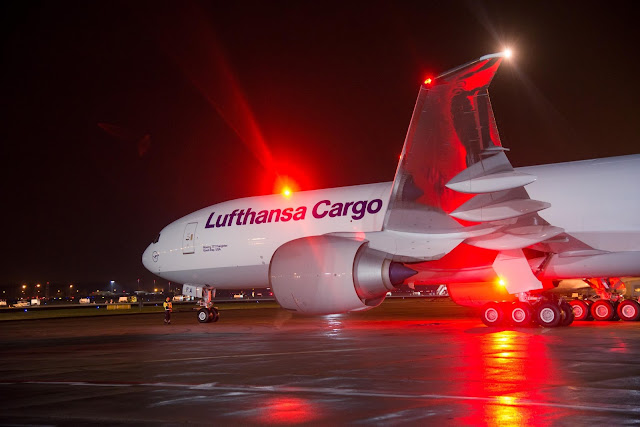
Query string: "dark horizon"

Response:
xmin=1 ymin=1 xmax=638 ymax=288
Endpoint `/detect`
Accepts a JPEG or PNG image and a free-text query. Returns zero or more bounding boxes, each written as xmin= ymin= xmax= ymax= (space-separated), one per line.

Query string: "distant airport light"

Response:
xmin=423 ymin=77 xmax=432 ymax=85
xmin=503 ymin=48 xmax=513 ymax=59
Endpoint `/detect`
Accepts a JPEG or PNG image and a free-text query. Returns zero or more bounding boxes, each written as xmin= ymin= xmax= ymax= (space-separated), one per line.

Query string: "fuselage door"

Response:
xmin=182 ymin=222 xmax=198 ymax=254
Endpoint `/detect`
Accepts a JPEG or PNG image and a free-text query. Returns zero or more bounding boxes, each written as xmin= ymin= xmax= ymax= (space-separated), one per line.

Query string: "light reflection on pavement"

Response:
xmin=1 ymin=299 xmax=639 ymax=425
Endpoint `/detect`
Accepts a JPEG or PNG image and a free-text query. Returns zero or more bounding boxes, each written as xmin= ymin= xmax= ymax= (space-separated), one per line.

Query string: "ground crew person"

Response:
xmin=163 ymin=297 xmax=172 ymax=324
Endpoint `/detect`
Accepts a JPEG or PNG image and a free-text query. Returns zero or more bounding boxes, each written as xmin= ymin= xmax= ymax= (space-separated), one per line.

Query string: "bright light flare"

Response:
xmin=497 ymin=278 xmax=506 ymax=287
xmin=423 ymin=77 xmax=433 ymax=85
xmin=502 ymin=48 xmax=513 ymax=59
xmin=274 ymin=175 xmax=299 ymax=198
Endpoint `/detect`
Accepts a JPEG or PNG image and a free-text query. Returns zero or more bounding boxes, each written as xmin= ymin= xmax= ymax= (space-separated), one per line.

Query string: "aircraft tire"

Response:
xmin=211 ymin=307 xmax=220 ymax=322
xmin=509 ymin=302 xmax=533 ymax=326
xmin=481 ymin=302 xmax=504 ymax=327
xmin=569 ymin=300 xmax=590 ymax=321
xmin=591 ymin=300 xmax=615 ymax=321
xmin=616 ymin=300 xmax=640 ymax=321
xmin=559 ymin=302 xmax=574 ymax=326
xmin=535 ymin=302 xmax=562 ymax=327
xmin=584 ymin=300 xmax=594 ymax=320
xmin=197 ymin=308 xmax=212 ymax=323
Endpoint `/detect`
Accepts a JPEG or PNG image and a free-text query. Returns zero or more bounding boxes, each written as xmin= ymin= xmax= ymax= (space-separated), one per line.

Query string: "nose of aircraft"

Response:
xmin=142 ymin=244 xmax=154 ymax=272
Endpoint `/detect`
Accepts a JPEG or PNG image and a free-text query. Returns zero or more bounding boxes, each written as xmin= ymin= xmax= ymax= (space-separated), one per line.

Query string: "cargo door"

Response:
xmin=182 ymin=222 xmax=197 ymax=254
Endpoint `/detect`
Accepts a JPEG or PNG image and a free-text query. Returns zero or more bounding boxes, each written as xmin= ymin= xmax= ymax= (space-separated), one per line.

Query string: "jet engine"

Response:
xmin=269 ymin=235 xmax=416 ymax=315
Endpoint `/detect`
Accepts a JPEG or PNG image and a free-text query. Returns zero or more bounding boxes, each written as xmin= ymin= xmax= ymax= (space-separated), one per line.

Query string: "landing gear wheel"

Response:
xmin=210 ymin=307 xmax=220 ymax=322
xmin=559 ymin=302 xmax=574 ymax=326
xmin=617 ymin=300 xmax=640 ymax=321
xmin=535 ymin=302 xmax=562 ymax=327
xmin=197 ymin=308 xmax=212 ymax=323
xmin=612 ymin=301 xmax=620 ymax=321
xmin=591 ymin=300 xmax=615 ymax=321
xmin=584 ymin=300 xmax=594 ymax=320
xmin=509 ymin=302 xmax=533 ymax=326
xmin=481 ymin=302 xmax=504 ymax=327
xmin=569 ymin=300 xmax=590 ymax=321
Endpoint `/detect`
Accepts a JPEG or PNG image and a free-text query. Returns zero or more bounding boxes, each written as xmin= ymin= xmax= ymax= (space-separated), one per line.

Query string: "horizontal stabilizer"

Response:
xmin=450 ymin=198 xmax=551 ymax=222
xmin=445 ymin=170 xmax=537 ymax=194
xmin=466 ymin=225 xmax=564 ymax=250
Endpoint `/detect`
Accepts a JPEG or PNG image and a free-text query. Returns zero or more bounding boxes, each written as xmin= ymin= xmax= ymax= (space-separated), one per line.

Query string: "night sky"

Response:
xmin=1 ymin=1 xmax=638 ymax=290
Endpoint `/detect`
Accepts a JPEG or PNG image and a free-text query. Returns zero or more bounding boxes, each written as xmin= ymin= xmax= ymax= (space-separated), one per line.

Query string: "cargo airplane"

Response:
xmin=142 ymin=51 xmax=640 ymax=327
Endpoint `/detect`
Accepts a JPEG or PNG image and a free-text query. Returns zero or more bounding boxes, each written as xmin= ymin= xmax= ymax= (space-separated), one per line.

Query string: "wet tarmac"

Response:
xmin=1 ymin=299 xmax=640 ymax=426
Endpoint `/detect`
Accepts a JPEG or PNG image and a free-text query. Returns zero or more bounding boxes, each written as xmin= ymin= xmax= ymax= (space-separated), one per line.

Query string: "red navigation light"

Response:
xmin=423 ymin=77 xmax=432 ymax=85
xmin=274 ymin=174 xmax=299 ymax=198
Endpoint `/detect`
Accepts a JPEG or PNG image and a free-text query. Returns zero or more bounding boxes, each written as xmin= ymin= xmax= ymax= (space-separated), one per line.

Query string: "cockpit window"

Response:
xmin=152 ymin=233 xmax=161 ymax=244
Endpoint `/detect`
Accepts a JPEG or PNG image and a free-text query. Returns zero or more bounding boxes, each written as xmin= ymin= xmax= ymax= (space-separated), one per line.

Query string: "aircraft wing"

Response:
xmin=338 ymin=52 xmax=622 ymax=296
xmin=378 ymin=52 xmax=571 ymax=292
xmin=384 ymin=53 xmax=511 ymax=233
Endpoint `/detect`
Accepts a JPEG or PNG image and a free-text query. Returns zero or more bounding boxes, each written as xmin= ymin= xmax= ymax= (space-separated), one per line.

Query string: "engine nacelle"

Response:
xmin=269 ymin=235 xmax=416 ymax=315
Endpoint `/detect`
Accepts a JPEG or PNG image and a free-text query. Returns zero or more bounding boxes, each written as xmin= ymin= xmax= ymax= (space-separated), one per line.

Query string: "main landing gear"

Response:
xmin=197 ymin=285 xmax=220 ymax=323
xmin=569 ymin=298 xmax=640 ymax=322
xmin=567 ymin=278 xmax=640 ymax=322
xmin=481 ymin=298 xmax=574 ymax=328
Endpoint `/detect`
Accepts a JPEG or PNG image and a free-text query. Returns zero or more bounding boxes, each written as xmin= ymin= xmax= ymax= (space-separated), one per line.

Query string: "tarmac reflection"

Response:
xmin=458 ymin=330 xmax=564 ymax=425
xmin=254 ymin=396 xmax=320 ymax=424
xmin=323 ymin=314 xmax=345 ymax=338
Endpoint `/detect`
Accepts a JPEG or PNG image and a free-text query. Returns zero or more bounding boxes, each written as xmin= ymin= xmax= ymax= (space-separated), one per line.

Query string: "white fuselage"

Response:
xmin=143 ymin=183 xmax=391 ymax=287
xmin=142 ymin=155 xmax=640 ymax=288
